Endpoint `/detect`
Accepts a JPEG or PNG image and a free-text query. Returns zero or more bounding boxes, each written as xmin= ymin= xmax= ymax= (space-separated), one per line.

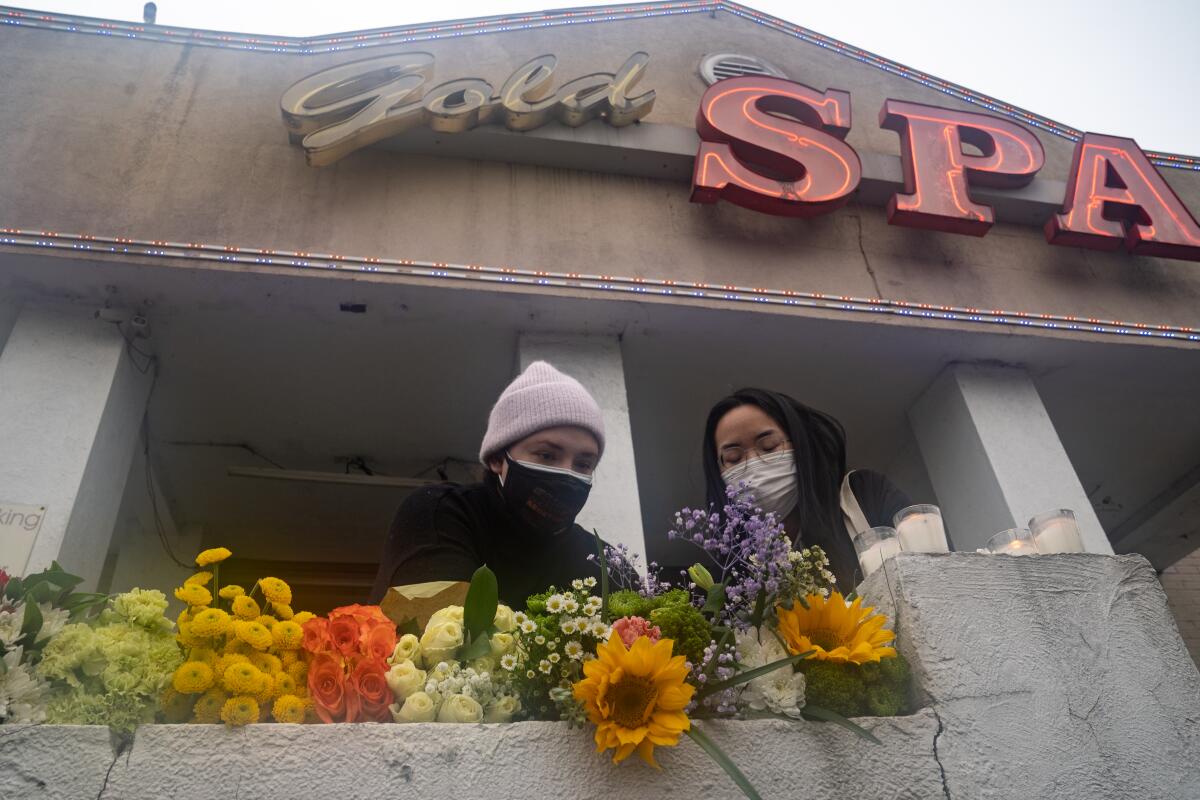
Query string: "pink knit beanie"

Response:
xmin=478 ymin=361 xmax=606 ymax=462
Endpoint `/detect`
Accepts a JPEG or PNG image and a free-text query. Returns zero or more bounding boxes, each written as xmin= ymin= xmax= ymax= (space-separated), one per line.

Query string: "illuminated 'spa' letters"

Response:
xmin=690 ymin=76 xmax=861 ymax=217
xmin=1045 ymin=133 xmax=1200 ymax=261
xmin=879 ymin=100 xmax=1045 ymax=236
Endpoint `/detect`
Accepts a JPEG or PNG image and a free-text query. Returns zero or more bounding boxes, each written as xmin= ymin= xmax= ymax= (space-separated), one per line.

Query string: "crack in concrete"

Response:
xmin=852 ymin=214 xmax=884 ymax=299
xmin=95 ymin=745 xmax=122 ymax=800
xmin=931 ymin=707 xmax=952 ymax=800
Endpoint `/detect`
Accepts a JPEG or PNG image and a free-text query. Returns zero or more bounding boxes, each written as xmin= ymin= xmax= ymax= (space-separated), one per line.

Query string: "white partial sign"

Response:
xmin=0 ymin=502 xmax=46 ymax=576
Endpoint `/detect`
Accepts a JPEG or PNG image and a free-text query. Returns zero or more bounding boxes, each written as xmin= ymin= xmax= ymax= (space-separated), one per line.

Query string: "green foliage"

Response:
xmin=797 ymin=653 xmax=913 ymax=718
xmin=606 ymin=589 xmax=650 ymax=620
xmin=649 ymin=603 xmax=712 ymax=667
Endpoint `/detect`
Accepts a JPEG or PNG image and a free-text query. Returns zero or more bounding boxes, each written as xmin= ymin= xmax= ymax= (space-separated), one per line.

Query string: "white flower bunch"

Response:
xmin=734 ymin=628 xmax=806 ymax=719
xmin=389 ymin=660 xmax=521 ymax=724
xmin=0 ymin=646 xmax=48 ymax=724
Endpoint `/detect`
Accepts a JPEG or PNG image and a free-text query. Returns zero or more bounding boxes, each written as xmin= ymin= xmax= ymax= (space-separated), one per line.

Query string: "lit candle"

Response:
xmin=894 ymin=506 xmax=949 ymax=553
xmin=1031 ymin=512 xmax=1083 ymax=554
xmin=986 ymin=527 xmax=1038 ymax=555
xmin=858 ymin=536 xmax=902 ymax=577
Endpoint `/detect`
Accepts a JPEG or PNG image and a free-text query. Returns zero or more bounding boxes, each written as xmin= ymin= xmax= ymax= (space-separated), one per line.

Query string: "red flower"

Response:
xmin=301 ymin=617 xmax=331 ymax=654
xmin=328 ymin=615 xmax=362 ymax=658
xmin=352 ymin=658 xmax=393 ymax=723
xmin=362 ymin=620 xmax=398 ymax=663
xmin=308 ymin=652 xmax=350 ymax=723
xmin=329 ymin=604 xmax=390 ymax=629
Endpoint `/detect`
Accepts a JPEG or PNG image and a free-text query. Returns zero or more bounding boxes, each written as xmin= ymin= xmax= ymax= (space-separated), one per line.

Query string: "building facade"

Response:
xmin=0 ymin=2 xmax=1198 ymax=616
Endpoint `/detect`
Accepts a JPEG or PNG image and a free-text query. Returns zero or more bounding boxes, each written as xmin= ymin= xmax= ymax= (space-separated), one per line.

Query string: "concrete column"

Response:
xmin=517 ymin=334 xmax=647 ymax=567
xmin=0 ymin=305 xmax=153 ymax=587
xmin=908 ymin=363 xmax=1111 ymax=554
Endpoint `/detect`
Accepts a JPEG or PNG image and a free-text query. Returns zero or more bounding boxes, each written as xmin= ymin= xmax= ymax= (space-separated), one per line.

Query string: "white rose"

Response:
xmin=469 ymin=656 xmax=495 ymax=674
xmin=427 ymin=605 xmax=464 ymax=629
xmin=483 ymin=695 xmax=521 ymax=723
xmin=392 ymin=691 xmax=438 ymax=723
xmin=437 ymin=693 xmax=484 ymax=723
xmin=420 ymin=620 xmax=464 ymax=668
xmin=386 ymin=659 xmax=427 ymax=702
xmin=389 ymin=634 xmax=421 ymax=665
xmin=489 ymin=632 xmax=515 ymax=659
xmin=492 ymin=605 xmax=516 ymax=633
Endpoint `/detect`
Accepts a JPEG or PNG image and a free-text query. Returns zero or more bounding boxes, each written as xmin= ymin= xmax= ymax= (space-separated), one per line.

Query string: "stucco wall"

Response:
xmin=2 ymin=553 xmax=1197 ymax=799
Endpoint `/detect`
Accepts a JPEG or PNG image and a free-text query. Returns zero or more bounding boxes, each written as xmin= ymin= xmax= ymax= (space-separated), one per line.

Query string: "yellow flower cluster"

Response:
xmin=167 ymin=547 xmax=314 ymax=726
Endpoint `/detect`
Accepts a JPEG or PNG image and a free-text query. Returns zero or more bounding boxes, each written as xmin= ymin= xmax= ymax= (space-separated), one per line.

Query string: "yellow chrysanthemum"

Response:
xmin=214 ymin=653 xmax=250 ymax=679
xmin=176 ymin=621 xmax=204 ymax=649
xmin=190 ymin=608 xmax=233 ymax=639
xmin=254 ymin=672 xmax=275 ymax=705
xmin=219 ymin=585 xmax=245 ymax=600
xmin=176 ymin=608 xmax=192 ymax=627
xmin=193 ymin=689 xmax=228 ymax=724
xmin=220 ymin=695 xmax=260 ymax=726
xmin=185 ymin=571 xmax=213 ymax=587
xmin=231 ymin=595 xmax=261 ymax=620
xmin=279 ymin=650 xmax=300 ymax=668
xmin=273 ymin=603 xmax=294 ymax=620
xmin=224 ymin=638 xmax=252 ymax=655
xmin=196 ymin=547 xmax=233 ymax=567
xmin=273 ymin=672 xmax=297 ymax=697
xmin=292 ymin=611 xmax=316 ymax=626
xmin=254 ymin=614 xmax=277 ymax=630
xmin=223 ymin=662 xmax=265 ymax=695
xmin=249 ymin=652 xmax=282 ymax=675
xmin=174 ymin=584 xmax=212 ymax=607
xmin=161 ymin=688 xmax=194 ymax=723
xmin=258 ymin=577 xmax=292 ymax=606
xmin=172 ymin=661 xmax=215 ymax=694
xmin=573 ymin=635 xmax=694 ymax=767
xmin=235 ymin=620 xmax=273 ymax=651
xmin=272 ymin=621 xmax=304 ymax=651
xmin=286 ymin=661 xmax=308 ymax=686
xmin=775 ymin=592 xmax=896 ymax=665
xmin=272 ymin=694 xmax=307 ymax=724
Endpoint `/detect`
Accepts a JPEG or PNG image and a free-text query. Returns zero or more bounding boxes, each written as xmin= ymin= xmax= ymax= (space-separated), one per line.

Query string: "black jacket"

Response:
xmin=370 ymin=481 xmax=602 ymax=607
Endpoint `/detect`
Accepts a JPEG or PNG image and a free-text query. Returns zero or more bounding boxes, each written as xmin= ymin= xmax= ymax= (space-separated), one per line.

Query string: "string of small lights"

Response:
xmin=1 ymin=1 xmax=1196 ymax=172
xmin=0 ymin=227 xmax=1195 ymax=344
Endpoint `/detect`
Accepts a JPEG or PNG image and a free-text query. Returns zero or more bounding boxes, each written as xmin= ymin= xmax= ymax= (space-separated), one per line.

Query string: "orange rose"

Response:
xmin=308 ymin=652 xmax=349 ymax=723
xmin=330 ymin=604 xmax=390 ymax=628
xmin=301 ymin=617 xmax=331 ymax=654
xmin=352 ymin=658 xmax=393 ymax=723
xmin=328 ymin=615 xmax=362 ymax=658
xmin=363 ymin=621 xmax=398 ymax=663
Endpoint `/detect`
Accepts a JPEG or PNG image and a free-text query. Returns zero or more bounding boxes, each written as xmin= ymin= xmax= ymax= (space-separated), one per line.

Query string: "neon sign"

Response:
xmin=692 ymin=78 xmax=1200 ymax=262
xmin=281 ymin=52 xmax=655 ymax=167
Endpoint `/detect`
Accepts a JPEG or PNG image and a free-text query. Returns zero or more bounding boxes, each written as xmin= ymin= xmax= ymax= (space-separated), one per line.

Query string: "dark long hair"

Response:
xmin=701 ymin=388 xmax=858 ymax=590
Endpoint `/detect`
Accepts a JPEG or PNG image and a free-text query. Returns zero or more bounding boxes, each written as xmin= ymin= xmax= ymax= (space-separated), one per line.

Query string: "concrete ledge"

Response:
xmin=4 ymin=554 xmax=1198 ymax=799
xmin=861 ymin=552 xmax=1200 ymax=799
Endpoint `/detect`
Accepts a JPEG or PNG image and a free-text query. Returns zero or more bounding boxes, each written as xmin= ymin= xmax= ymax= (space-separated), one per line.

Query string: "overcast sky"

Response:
xmin=33 ymin=0 xmax=1200 ymax=154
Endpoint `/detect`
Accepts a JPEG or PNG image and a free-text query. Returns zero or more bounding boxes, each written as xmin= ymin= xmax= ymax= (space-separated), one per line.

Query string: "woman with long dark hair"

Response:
xmin=701 ymin=388 xmax=911 ymax=589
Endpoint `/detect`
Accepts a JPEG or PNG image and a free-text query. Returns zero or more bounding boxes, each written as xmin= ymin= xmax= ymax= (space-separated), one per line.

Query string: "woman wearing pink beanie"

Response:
xmin=371 ymin=361 xmax=607 ymax=605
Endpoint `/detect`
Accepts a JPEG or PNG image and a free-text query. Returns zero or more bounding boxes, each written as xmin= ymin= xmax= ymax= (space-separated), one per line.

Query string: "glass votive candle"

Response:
xmin=893 ymin=504 xmax=949 ymax=553
xmin=1029 ymin=509 xmax=1084 ymax=554
xmin=853 ymin=526 xmax=902 ymax=578
xmin=986 ymin=528 xmax=1038 ymax=556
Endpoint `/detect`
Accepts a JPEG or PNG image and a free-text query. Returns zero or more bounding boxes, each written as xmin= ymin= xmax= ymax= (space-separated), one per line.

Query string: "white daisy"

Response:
xmin=519 ymin=619 xmax=537 ymax=634
xmin=514 ymin=611 xmax=528 ymax=626
xmin=500 ymin=654 xmax=518 ymax=671
xmin=526 ymin=670 xmax=536 ymax=679
xmin=564 ymin=641 xmax=584 ymax=660
xmin=571 ymin=579 xmax=584 ymax=591
xmin=590 ymin=622 xmax=610 ymax=638
xmin=584 ymin=577 xmax=597 ymax=588
xmin=548 ymin=652 xmax=561 ymax=663
xmin=545 ymin=594 xmax=565 ymax=614
xmin=560 ymin=619 xmax=578 ymax=635
xmin=535 ymin=635 xmax=546 ymax=645
xmin=562 ymin=597 xmax=579 ymax=614
xmin=538 ymin=659 xmax=553 ymax=674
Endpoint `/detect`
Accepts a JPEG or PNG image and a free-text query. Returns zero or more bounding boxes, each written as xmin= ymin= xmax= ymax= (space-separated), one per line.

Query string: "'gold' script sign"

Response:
xmin=281 ymin=52 xmax=655 ymax=166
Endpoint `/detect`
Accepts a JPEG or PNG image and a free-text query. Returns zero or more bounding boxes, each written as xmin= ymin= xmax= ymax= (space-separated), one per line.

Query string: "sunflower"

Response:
xmin=775 ymin=592 xmax=896 ymax=665
xmin=572 ymin=635 xmax=694 ymax=767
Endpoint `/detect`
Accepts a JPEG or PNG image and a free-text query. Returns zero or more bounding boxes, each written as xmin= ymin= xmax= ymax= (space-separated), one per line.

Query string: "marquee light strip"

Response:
xmin=1 ymin=1 xmax=1196 ymax=172
xmin=0 ymin=228 xmax=1195 ymax=344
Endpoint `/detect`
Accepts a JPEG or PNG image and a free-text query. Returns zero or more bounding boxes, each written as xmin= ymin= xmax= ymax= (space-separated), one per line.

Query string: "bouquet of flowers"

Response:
xmin=165 ymin=547 xmax=315 ymax=726
xmin=301 ymin=603 xmax=397 ymax=723
xmin=515 ymin=484 xmax=908 ymax=799
xmin=386 ymin=568 xmax=522 ymax=724
xmin=38 ymin=587 xmax=180 ymax=732
xmin=0 ymin=563 xmax=101 ymax=725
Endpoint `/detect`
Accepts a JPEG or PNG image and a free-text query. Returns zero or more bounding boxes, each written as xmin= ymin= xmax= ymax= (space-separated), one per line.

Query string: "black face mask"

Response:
xmin=499 ymin=453 xmax=593 ymax=536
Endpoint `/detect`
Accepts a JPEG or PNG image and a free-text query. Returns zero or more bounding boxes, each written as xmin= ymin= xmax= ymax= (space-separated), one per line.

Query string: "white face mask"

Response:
xmin=721 ymin=450 xmax=799 ymax=520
